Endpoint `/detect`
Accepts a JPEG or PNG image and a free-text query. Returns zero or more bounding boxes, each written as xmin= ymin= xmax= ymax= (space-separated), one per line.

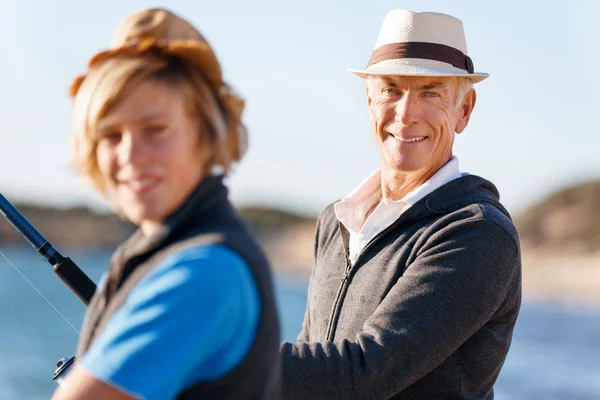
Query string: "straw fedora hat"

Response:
xmin=349 ymin=9 xmax=488 ymax=83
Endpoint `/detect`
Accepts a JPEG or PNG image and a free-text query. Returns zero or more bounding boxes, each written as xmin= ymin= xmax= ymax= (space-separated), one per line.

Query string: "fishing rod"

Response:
xmin=0 ymin=193 xmax=96 ymax=305
xmin=0 ymin=192 xmax=98 ymax=386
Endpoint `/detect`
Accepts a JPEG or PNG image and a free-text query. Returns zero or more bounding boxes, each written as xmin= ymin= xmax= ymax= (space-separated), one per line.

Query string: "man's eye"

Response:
xmin=382 ymin=87 xmax=400 ymax=95
xmin=423 ymin=91 xmax=440 ymax=97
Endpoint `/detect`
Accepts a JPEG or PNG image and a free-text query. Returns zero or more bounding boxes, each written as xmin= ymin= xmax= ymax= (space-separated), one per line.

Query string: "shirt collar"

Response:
xmin=335 ymin=156 xmax=462 ymax=232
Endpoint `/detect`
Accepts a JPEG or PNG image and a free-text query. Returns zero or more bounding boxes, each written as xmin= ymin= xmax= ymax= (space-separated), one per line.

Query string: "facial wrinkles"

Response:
xmin=374 ymin=104 xmax=387 ymax=139
xmin=374 ymin=92 xmax=407 ymax=138
xmin=425 ymin=106 xmax=454 ymax=176
xmin=369 ymin=89 xmax=386 ymax=140
xmin=426 ymin=87 xmax=457 ymax=163
xmin=377 ymin=79 xmax=460 ymax=193
xmin=435 ymin=99 xmax=455 ymax=143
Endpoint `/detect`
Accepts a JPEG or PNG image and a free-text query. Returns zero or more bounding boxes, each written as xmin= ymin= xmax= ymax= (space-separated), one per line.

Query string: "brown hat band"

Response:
xmin=367 ymin=41 xmax=474 ymax=73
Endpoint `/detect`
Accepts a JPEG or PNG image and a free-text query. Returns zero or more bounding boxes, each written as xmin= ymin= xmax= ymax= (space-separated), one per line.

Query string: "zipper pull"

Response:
xmin=341 ymin=259 xmax=352 ymax=282
xmin=341 ymin=270 xmax=349 ymax=282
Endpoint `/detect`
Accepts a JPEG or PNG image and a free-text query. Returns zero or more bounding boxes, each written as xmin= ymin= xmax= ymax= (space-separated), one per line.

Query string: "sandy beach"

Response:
xmin=521 ymin=252 xmax=600 ymax=306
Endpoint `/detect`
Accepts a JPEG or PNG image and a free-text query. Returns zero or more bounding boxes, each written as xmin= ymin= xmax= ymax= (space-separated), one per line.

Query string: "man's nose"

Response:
xmin=395 ymin=93 xmax=421 ymax=127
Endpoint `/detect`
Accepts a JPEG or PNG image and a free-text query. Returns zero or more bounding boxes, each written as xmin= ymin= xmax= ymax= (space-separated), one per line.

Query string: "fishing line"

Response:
xmin=0 ymin=249 xmax=80 ymax=335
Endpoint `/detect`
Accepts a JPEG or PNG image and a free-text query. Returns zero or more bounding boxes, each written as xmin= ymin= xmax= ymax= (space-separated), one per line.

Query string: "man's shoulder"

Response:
xmin=416 ymin=174 xmax=519 ymax=247
xmin=316 ymin=201 xmax=341 ymax=231
xmin=429 ymin=197 xmax=520 ymax=254
xmin=470 ymin=200 xmax=520 ymax=245
xmin=318 ymin=201 xmax=339 ymax=220
xmin=430 ymin=174 xmax=514 ymax=223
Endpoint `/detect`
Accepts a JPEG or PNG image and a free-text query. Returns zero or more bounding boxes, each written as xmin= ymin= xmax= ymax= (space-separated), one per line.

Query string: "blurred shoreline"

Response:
xmin=521 ymin=251 xmax=600 ymax=306
xmin=1 ymin=179 xmax=598 ymax=306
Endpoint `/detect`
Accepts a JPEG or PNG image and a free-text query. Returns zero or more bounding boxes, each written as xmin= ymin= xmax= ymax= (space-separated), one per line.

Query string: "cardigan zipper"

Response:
xmin=324 ymin=216 xmax=408 ymax=341
xmin=325 ymin=222 xmax=353 ymax=341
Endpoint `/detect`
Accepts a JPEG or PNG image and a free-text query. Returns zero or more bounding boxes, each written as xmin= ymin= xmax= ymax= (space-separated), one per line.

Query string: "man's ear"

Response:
xmin=456 ymin=89 xmax=476 ymax=134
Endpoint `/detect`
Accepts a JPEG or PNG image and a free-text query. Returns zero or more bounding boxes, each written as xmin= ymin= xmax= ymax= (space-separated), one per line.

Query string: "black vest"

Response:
xmin=77 ymin=175 xmax=281 ymax=399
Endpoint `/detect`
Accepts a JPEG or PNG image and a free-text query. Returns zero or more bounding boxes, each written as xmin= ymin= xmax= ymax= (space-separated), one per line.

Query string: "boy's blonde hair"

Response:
xmin=71 ymin=53 xmax=247 ymax=194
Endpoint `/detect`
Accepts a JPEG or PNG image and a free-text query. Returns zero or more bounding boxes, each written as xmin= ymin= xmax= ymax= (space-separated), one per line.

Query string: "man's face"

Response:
xmin=366 ymin=75 xmax=474 ymax=177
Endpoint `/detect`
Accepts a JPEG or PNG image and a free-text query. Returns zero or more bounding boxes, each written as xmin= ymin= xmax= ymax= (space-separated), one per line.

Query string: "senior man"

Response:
xmin=280 ymin=9 xmax=522 ymax=400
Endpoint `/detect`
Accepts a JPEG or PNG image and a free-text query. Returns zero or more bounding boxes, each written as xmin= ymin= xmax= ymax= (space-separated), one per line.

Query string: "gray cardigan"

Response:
xmin=280 ymin=175 xmax=522 ymax=400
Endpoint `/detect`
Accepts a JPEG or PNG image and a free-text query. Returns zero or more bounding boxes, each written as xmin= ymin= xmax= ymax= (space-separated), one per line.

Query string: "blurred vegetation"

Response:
xmin=1 ymin=180 xmax=599 ymax=257
xmin=515 ymin=180 xmax=600 ymax=253
xmin=238 ymin=206 xmax=316 ymax=239
xmin=0 ymin=203 xmax=135 ymax=248
xmin=0 ymin=202 xmax=316 ymax=249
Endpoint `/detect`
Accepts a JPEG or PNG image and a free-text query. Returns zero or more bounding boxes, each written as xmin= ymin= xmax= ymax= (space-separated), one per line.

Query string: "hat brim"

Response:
xmin=348 ymin=58 xmax=489 ymax=83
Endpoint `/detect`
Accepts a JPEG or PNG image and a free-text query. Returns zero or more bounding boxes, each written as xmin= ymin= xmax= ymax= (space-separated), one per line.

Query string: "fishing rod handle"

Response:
xmin=53 ymin=256 xmax=97 ymax=306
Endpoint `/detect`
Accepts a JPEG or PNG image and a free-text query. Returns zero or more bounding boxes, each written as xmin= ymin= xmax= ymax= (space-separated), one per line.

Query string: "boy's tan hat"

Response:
xmin=70 ymin=8 xmax=236 ymax=104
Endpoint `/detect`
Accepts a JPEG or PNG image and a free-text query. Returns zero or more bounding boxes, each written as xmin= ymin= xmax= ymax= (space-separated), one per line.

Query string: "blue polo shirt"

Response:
xmin=79 ymin=244 xmax=261 ymax=400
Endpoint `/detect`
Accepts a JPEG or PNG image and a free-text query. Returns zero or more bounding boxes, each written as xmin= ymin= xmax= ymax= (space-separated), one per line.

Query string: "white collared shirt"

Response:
xmin=334 ymin=157 xmax=463 ymax=264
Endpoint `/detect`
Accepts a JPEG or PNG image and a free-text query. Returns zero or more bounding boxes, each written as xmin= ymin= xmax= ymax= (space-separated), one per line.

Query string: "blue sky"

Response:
xmin=1 ymin=0 xmax=598 ymax=216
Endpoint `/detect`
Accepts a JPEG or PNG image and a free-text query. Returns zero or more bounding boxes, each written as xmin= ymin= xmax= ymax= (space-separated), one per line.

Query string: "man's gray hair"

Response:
xmin=455 ymin=77 xmax=474 ymax=109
